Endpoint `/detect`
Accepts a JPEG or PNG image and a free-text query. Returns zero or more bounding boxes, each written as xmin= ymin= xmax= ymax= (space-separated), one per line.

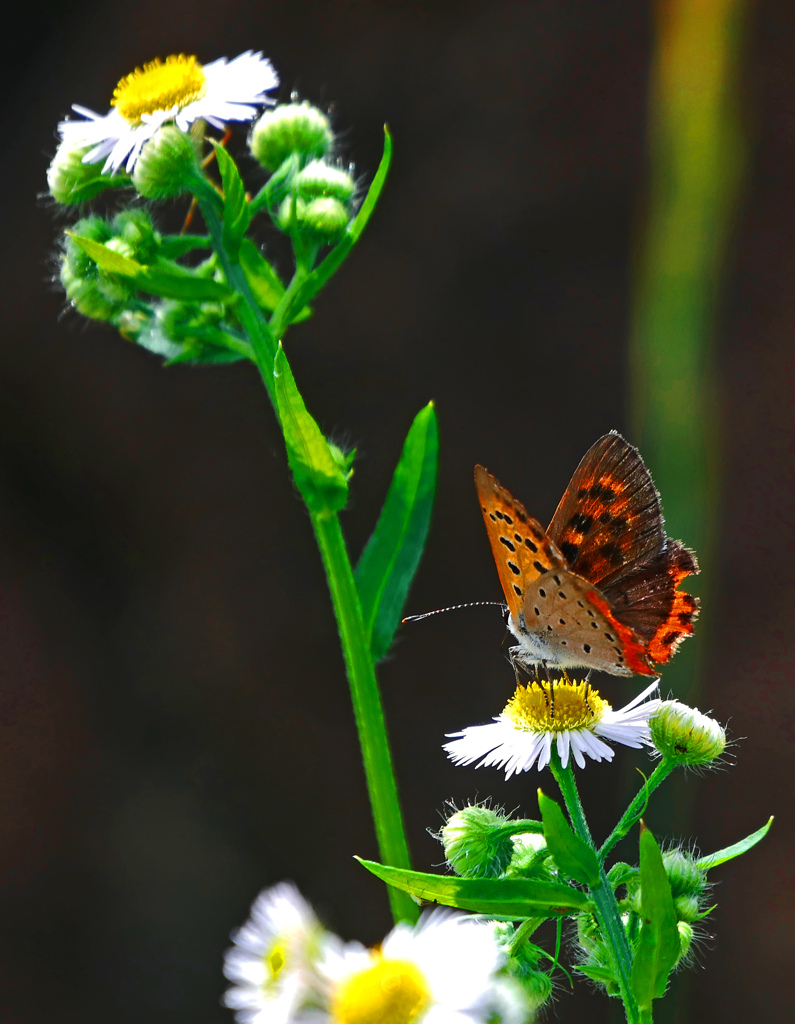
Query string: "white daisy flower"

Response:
xmin=58 ymin=51 xmax=278 ymax=175
xmin=444 ymin=679 xmax=661 ymax=778
xmin=223 ymin=882 xmax=326 ymax=1024
xmin=303 ymin=910 xmax=507 ymax=1024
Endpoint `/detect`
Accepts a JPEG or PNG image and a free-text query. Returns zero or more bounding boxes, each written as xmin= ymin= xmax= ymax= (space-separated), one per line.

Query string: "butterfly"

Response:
xmin=475 ymin=432 xmax=699 ymax=677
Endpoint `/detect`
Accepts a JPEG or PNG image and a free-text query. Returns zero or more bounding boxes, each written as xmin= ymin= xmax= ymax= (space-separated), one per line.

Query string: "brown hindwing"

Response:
xmin=475 ymin=465 xmax=566 ymax=623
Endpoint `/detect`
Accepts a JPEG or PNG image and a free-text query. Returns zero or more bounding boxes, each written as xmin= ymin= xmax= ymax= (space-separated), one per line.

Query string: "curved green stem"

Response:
xmin=311 ymin=510 xmax=418 ymax=925
xmin=599 ymin=761 xmax=675 ymax=862
xmin=549 ymin=752 xmax=640 ymax=1023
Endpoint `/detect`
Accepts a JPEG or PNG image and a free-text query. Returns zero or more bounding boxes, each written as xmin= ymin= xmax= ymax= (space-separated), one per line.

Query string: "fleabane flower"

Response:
xmin=58 ymin=51 xmax=278 ymax=175
xmin=444 ymin=679 xmax=661 ymax=777
xmin=308 ymin=910 xmax=507 ymax=1024
xmin=223 ymin=882 xmax=326 ymax=1024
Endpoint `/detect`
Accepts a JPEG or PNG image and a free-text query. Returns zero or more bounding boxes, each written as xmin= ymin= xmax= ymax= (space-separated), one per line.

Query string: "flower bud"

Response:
xmin=676 ymin=921 xmax=695 ymax=964
xmin=60 ymin=217 xmax=125 ymax=321
xmin=111 ymin=209 xmax=160 ymax=264
xmin=277 ymin=196 xmax=350 ymax=244
xmin=441 ymin=805 xmax=515 ymax=879
xmin=60 ymin=265 xmax=124 ymax=321
xmin=47 ymin=140 xmax=128 ymax=205
xmin=250 ymin=101 xmax=333 ymax=171
xmin=506 ymin=832 xmax=551 ymax=879
xmin=650 ymin=701 xmax=726 ymax=765
xmin=661 ymin=848 xmax=705 ymax=898
xmin=132 ymin=126 xmax=201 ymax=199
xmin=295 ymin=160 xmax=355 ymax=203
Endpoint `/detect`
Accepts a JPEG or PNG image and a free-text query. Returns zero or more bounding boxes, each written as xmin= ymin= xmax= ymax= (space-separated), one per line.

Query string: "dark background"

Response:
xmin=1 ymin=1 xmax=792 ymax=1022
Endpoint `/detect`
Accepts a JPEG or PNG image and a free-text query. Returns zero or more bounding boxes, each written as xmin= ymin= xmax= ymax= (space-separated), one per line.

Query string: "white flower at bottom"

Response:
xmin=304 ymin=910 xmax=507 ymax=1024
xmin=223 ymin=882 xmax=326 ymax=1024
xmin=444 ymin=679 xmax=661 ymax=777
xmin=58 ymin=50 xmax=278 ymax=174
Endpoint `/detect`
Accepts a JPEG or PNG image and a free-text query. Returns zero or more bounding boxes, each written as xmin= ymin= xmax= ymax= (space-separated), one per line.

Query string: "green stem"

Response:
xmin=194 ymin=193 xmax=279 ymax=403
xmin=599 ymin=761 xmax=675 ymax=862
xmin=311 ymin=509 xmax=418 ymax=925
xmin=550 ymin=751 xmax=639 ymax=1023
xmin=269 ymin=264 xmax=311 ymax=342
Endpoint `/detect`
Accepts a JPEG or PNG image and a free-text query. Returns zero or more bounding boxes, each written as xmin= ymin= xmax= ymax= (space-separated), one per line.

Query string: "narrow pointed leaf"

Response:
xmin=355 ymin=403 xmax=438 ymax=661
xmin=214 ymin=143 xmax=251 ymax=260
xmin=278 ymin=127 xmax=392 ymax=321
xmin=576 ymin=964 xmax=618 ymax=986
xmin=159 ymin=234 xmax=212 ymax=259
xmin=630 ymin=825 xmax=680 ymax=1009
xmin=696 ymin=817 xmax=773 ymax=871
xmin=538 ymin=790 xmax=600 ymax=886
xmin=273 ymin=345 xmax=348 ymax=513
xmin=357 ymin=858 xmax=590 ymax=917
xmin=68 ymin=234 xmax=234 ymax=302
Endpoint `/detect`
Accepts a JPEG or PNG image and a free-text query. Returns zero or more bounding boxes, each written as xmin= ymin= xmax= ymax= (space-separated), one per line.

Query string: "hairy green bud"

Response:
xmin=47 ymin=140 xmax=130 ymax=205
xmin=651 ymin=701 xmax=727 ymax=765
xmin=295 ymin=160 xmax=355 ymax=202
xmin=132 ymin=126 xmax=201 ymax=199
xmin=250 ymin=101 xmax=333 ymax=171
xmin=441 ymin=805 xmax=515 ymax=879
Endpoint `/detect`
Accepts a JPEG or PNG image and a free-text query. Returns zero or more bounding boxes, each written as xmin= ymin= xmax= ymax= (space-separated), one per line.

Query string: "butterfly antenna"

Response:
xmin=402 ymin=601 xmax=505 ymax=624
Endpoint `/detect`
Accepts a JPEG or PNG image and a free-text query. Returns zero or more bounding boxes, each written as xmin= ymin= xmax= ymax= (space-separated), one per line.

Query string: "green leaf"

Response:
xmin=213 ymin=143 xmax=251 ymax=260
xmin=607 ymin=862 xmax=638 ymax=888
xmin=238 ymin=238 xmax=286 ymax=310
xmin=357 ymin=858 xmax=591 ymax=917
xmin=276 ymin=126 xmax=393 ymax=324
xmin=273 ymin=345 xmax=348 ymax=513
xmin=538 ymin=791 xmax=601 ymax=886
xmin=576 ymin=964 xmax=618 ymax=987
xmin=68 ymin=234 xmax=235 ymax=302
xmin=696 ymin=817 xmax=773 ymax=871
xmin=355 ymin=403 xmax=438 ymax=662
xmin=630 ymin=825 xmax=681 ymax=1010
xmin=158 ymin=234 xmax=212 ymax=259
xmin=60 ymin=172 xmax=133 ymax=205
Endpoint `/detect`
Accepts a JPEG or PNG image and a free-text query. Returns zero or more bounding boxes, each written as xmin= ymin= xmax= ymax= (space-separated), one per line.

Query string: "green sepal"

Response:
xmin=213 ymin=143 xmax=251 ymax=261
xmin=696 ymin=816 xmax=773 ymax=871
xmin=274 ymin=127 xmax=392 ymax=325
xmin=67 ymin=234 xmax=234 ymax=302
xmin=273 ymin=345 xmax=348 ymax=513
xmin=576 ymin=964 xmax=618 ymax=987
xmin=355 ymin=402 xmax=438 ymax=662
xmin=158 ymin=234 xmax=212 ymax=259
xmin=62 ymin=172 xmax=133 ymax=205
xmin=356 ymin=858 xmax=590 ymax=917
xmin=630 ymin=824 xmax=681 ymax=1009
xmin=538 ymin=790 xmax=600 ymax=886
xmin=163 ymin=332 xmax=254 ymax=366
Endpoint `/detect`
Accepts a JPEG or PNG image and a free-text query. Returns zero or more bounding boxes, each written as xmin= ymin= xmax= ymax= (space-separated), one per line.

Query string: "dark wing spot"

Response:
xmin=514 ymin=533 xmax=522 ymax=543
xmin=678 ymin=611 xmax=694 ymax=624
xmin=577 ymin=600 xmax=584 ymax=608
xmin=598 ymin=542 xmax=624 ymax=568
xmin=583 ymin=644 xmax=591 ymax=653
xmin=662 ymin=630 xmax=679 ymax=646
xmin=499 ymin=536 xmax=516 ymax=552
xmin=513 ymin=584 xmax=522 ymax=596
xmin=514 ymin=508 xmax=528 ymax=524
xmin=558 ymin=591 xmax=567 ymax=599
xmin=559 ymin=618 xmax=566 ymax=625
xmin=546 ymin=625 xmax=553 ymax=631
xmin=503 ymin=514 xmax=514 ymax=525
xmin=534 ymin=607 xmax=540 ymax=616
xmin=495 ymin=510 xmax=505 ymax=520
xmin=559 ymin=541 xmax=579 ymax=562
xmin=525 ymin=538 xmax=538 ymax=553
xmin=604 ymin=633 xmax=614 ymax=642
xmin=533 ymin=561 xmax=548 ymax=575
xmin=561 ymin=640 xmax=567 ymax=645
xmin=489 ymin=512 xmax=497 ymax=521
xmin=568 ymin=512 xmax=594 ymax=534
xmin=591 ymin=621 xmax=599 ymax=629
xmin=553 ymin=575 xmax=561 ymax=586
xmin=598 ymin=510 xmax=613 ymax=525
xmin=538 ymin=589 xmax=546 ymax=598
xmin=587 ymin=609 xmax=595 ymax=617
xmin=507 ymin=561 xmax=520 ymax=576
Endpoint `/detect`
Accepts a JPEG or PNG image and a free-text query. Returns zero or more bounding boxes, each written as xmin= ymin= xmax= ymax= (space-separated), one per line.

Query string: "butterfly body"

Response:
xmin=476 ymin=433 xmax=699 ymax=678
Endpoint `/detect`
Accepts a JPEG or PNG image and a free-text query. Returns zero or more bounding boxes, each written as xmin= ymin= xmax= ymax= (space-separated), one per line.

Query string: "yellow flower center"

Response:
xmin=262 ymin=939 xmax=288 ymax=989
xmin=112 ymin=55 xmax=206 ymax=124
xmin=504 ymin=680 xmax=609 ymax=732
xmin=332 ymin=955 xmax=431 ymax=1024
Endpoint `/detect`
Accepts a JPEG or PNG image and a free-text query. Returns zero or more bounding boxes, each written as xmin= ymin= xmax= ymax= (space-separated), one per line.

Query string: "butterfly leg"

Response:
xmin=583 ymin=670 xmax=593 ymax=713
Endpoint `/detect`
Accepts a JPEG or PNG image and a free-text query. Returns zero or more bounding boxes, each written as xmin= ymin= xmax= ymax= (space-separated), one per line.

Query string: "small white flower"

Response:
xmin=445 ymin=679 xmax=661 ymax=778
xmin=223 ymin=882 xmax=326 ymax=1024
xmin=58 ymin=51 xmax=278 ymax=175
xmin=304 ymin=910 xmax=507 ymax=1024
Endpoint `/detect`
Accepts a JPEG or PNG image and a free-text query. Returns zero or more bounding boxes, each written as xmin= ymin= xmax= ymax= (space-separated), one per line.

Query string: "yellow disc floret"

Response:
xmin=332 ymin=955 xmax=431 ymax=1024
xmin=112 ymin=55 xmax=206 ymax=124
xmin=263 ymin=939 xmax=288 ymax=986
xmin=504 ymin=680 xmax=609 ymax=733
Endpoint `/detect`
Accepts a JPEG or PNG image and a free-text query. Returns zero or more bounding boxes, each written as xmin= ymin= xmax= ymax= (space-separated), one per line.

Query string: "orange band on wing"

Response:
xmin=585 ymin=590 xmax=656 ymax=676
xmin=648 ymin=586 xmax=699 ymax=665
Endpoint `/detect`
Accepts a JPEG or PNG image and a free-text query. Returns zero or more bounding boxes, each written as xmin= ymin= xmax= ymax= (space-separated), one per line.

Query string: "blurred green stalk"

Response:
xmin=628 ymin=4 xmax=748 ymax=1016
xmin=630 ymin=0 xmax=748 ymax=706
